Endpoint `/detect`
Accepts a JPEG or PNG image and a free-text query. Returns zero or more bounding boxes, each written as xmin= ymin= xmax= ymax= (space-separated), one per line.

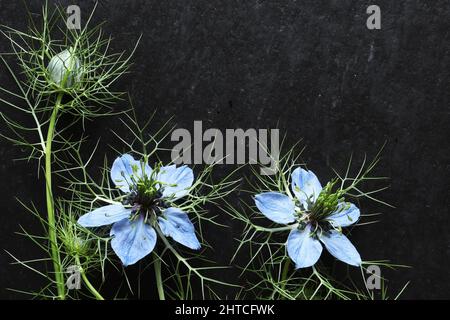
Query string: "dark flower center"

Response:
xmin=124 ymin=189 xmax=168 ymax=214
xmin=297 ymin=180 xmax=345 ymax=237
xmin=299 ymin=218 xmax=333 ymax=239
xmin=121 ymin=163 xmax=171 ymax=216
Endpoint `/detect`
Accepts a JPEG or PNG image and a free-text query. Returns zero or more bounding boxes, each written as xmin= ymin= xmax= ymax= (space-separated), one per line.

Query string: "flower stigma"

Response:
xmin=122 ymin=163 xmax=169 ymax=226
xmin=296 ymin=180 xmax=347 ymax=238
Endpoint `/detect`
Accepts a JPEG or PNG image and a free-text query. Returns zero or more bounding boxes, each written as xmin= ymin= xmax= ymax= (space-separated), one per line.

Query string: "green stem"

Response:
xmin=75 ymin=256 xmax=104 ymax=300
xmin=280 ymin=258 xmax=290 ymax=293
xmin=155 ymin=226 xmax=235 ymax=288
xmin=153 ymin=253 xmax=165 ymax=300
xmin=45 ymin=93 xmax=65 ymax=299
xmin=44 ymin=42 xmax=80 ymax=300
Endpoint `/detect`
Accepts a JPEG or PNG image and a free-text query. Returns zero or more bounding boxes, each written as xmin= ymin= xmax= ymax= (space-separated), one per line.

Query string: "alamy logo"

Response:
xmin=66 ymin=265 xmax=81 ymax=290
xmin=365 ymin=265 xmax=381 ymax=290
xmin=171 ymin=121 xmax=279 ymax=175
xmin=66 ymin=5 xmax=81 ymax=30
xmin=366 ymin=5 xmax=381 ymax=30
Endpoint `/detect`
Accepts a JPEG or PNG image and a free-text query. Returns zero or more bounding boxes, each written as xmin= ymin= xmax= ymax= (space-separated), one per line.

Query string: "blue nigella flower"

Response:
xmin=78 ymin=154 xmax=201 ymax=266
xmin=254 ymin=168 xmax=362 ymax=268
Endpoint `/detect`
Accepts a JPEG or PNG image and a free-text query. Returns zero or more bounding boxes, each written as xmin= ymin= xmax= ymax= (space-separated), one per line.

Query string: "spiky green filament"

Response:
xmin=310 ymin=180 xmax=345 ymax=221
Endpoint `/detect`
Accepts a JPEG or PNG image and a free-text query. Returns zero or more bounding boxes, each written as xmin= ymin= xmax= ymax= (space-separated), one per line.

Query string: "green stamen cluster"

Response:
xmin=310 ymin=180 xmax=345 ymax=222
xmin=124 ymin=163 xmax=168 ymax=225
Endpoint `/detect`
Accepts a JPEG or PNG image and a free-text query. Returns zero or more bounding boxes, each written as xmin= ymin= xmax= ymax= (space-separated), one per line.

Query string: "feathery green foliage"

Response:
xmin=0 ymin=2 xmax=138 ymax=299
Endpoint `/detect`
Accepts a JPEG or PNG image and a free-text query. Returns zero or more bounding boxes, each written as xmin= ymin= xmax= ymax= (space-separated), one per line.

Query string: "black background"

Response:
xmin=0 ymin=0 xmax=449 ymax=299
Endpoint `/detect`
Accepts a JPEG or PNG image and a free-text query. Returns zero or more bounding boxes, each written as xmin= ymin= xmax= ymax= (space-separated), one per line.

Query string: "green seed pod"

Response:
xmin=47 ymin=48 xmax=81 ymax=88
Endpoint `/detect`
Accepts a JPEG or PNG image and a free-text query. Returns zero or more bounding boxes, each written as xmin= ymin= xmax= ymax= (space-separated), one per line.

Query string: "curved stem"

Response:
xmin=45 ymin=92 xmax=65 ymax=299
xmin=44 ymin=41 xmax=81 ymax=300
xmin=153 ymin=253 xmax=165 ymax=300
xmin=280 ymin=258 xmax=290 ymax=291
xmin=155 ymin=226 xmax=236 ymax=288
xmin=81 ymin=271 xmax=105 ymax=300
xmin=74 ymin=256 xmax=104 ymax=300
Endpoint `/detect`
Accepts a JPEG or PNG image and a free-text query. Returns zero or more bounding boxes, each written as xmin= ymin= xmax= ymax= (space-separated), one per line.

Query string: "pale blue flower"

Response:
xmin=254 ymin=168 xmax=361 ymax=269
xmin=78 ymin=154 xmax=200 ymax=266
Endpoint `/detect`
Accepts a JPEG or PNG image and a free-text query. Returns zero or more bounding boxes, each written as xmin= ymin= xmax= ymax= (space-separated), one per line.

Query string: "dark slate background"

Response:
xmin=0 ymin=0 xmax=449 ymax=299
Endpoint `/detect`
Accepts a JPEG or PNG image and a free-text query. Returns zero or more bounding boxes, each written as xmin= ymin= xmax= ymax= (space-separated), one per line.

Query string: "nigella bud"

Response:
xmin=47 ymin=47 xmax=81 ymax=88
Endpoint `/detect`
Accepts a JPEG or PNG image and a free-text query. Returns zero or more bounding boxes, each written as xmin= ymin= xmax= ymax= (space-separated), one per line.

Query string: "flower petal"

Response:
xmin=254 ymin=192 xmax=296 ymax=224
xmin=291 ymin=168 xmax=322 ymax=209
xmin=319 ymin=230 xmax=362 ymax=267
xmin=110 ymin=154 xmax=152 ymax=193
xmin=287 ymin=225 xmax=323 ymax=268
xmin=287 ymin=224 xmax=322 ymax=269
xmin=158 ymin=207 xmax=201 ymax=250
xmin=77 ymin=204 xmax=132 ymax=227
xmin=110 ymin=215 xmax=157 ymax=266
xmin=327 ymin=202 xmax=360 ymax=227
xmin=157 ymin=165 xmax=194 ymax=200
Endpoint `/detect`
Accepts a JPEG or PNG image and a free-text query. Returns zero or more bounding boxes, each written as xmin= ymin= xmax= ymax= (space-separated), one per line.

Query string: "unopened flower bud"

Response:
xmin=47 ymin=48 xmax=81 ymax=88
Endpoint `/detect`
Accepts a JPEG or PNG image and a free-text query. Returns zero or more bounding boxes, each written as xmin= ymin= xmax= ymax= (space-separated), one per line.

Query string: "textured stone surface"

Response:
xmin=0 ymin=0 xmax=449 ymax=298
